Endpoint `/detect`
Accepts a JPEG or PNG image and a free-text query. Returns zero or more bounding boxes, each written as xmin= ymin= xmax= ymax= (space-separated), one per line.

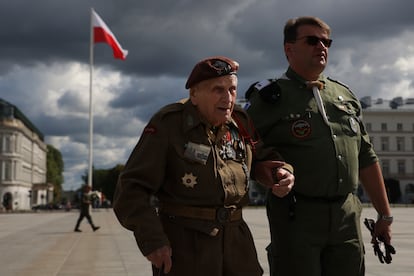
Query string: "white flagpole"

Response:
xmin=88 ymin=7 xmax=94 ymax=188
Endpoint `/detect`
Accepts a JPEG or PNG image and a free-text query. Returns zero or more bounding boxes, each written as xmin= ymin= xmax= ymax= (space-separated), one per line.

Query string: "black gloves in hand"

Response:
xmin=363 ymin=218 xmax=396 ymax=264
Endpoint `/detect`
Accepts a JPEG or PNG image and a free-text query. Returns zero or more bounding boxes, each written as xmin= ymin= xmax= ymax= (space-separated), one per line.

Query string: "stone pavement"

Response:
xmin=0 ymin=206 xmax=413 ymax=276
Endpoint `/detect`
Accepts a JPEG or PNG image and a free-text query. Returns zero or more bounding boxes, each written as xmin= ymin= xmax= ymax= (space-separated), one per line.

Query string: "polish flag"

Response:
xmin=92 ymin=10 xmax=128 ymax=60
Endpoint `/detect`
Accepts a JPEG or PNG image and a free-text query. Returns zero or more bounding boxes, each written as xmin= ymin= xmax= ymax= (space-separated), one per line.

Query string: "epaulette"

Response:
xmin=158 ymin=102 xmax=184 ymax=119
xmin=245 ymin=79 xmax=281 ymax=104
xmin=327 ymin=77 xmax=350 ymax=89
xmin=327 ymin=77 xmax=357 ymax=97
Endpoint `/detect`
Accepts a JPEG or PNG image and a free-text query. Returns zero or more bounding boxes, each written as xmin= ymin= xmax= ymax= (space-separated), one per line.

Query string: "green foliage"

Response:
xmin=46 ymin=144 xmax=64 ymax=202
xmin=82 ymin=164 xmax=124 ymax=202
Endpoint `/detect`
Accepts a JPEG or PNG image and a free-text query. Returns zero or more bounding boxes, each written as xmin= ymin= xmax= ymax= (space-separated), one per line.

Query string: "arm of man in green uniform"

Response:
xmin=359 ymin=162 xmax=392 ymax=244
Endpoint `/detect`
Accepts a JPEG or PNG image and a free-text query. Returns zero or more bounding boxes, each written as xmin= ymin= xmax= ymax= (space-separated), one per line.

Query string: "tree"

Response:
xmin=82 ymin=164 xmax=124 ymax=202
xmin=46 ymin=144 xmax=64 ymax=202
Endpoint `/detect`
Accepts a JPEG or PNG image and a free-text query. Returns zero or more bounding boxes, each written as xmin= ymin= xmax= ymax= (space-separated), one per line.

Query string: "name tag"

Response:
xmin=184 ymin=142 xmax=211 ymax=165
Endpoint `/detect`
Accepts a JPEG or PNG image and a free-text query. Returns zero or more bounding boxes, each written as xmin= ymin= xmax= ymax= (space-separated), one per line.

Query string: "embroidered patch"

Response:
xmin=181 ymin=173 xmax=198 ymax=188
xmin=291 ymin=119 xmax=311 ymax=139
xmin=143 ymin=125 xmax=157 ymax=134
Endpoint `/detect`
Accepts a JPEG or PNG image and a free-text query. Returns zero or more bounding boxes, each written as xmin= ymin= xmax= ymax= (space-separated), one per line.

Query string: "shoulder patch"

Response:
xmin=245 ymin=79 xmax=281 ymax=104
xmin=143 ymin=124 xmax=157 ymax=134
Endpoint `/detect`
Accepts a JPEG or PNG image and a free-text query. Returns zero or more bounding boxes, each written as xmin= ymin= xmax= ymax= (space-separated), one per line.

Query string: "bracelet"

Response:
xmin=377 ymin=214 xmax=393 ymax=223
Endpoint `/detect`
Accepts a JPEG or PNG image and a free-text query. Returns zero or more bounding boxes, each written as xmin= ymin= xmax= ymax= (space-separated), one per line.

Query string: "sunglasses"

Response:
xmin=295 ymin=35 xmax=333 ymax=48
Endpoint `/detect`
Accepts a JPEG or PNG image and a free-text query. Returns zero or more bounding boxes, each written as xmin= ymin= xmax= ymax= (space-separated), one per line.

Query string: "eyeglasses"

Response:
xmin=211 ymin=60 xmax=234 ymax=76
xmin=295 ymin=35 xmax=333 ymax=48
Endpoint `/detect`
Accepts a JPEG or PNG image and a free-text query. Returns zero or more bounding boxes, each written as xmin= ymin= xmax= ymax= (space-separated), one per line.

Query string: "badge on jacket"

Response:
xmin=184 ymin=142 xmax=211 ymax=165
xmin=181 ymin=173 xmax=198 ymax=188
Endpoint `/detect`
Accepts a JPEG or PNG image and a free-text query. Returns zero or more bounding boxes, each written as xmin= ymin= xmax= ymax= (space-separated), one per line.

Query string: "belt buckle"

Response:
xmin=216 ymin=207 xmax=232 ymax=223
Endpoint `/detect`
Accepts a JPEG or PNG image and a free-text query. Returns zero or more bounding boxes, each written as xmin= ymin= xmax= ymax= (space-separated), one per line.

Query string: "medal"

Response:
xmin=349 ymin=117 xmax=358 ymax=134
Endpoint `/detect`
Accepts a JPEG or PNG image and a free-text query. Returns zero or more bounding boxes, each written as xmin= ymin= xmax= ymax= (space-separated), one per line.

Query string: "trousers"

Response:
xmin=267 ymin=193 xmax=364 ymax=276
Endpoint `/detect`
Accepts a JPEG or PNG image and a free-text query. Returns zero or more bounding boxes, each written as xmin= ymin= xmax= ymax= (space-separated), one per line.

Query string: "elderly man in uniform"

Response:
xmin=113 ymin=56 xmax=294 ymax=276
xmin=245 ymin=16 xmax=393 ymax=276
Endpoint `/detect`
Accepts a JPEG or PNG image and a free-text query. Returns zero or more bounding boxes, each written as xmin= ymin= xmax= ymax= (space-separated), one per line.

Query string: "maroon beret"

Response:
xmin=185 ymin=56 xmax=239 ymax=89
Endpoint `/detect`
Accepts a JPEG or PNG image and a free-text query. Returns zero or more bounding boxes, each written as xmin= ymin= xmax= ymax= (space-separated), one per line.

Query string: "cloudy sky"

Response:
xmin=1 ymin=0 xmax=413 ymax=191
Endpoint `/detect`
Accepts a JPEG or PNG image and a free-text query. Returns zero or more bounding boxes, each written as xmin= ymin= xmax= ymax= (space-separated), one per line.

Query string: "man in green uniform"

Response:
xmin=245 ymin=17 xmax=393 ymax=276
xmin=113 ymin=56 xmax=294 ymax=276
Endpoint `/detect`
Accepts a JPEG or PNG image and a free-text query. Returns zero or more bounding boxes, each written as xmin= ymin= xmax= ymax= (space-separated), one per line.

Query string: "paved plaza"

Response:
xmin=0 ymin=206 xmax=412 ymax=276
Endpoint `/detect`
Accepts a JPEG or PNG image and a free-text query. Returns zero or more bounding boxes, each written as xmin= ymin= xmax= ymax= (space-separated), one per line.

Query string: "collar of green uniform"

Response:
xmin=285 ymin=67 xmax=326 ymax=86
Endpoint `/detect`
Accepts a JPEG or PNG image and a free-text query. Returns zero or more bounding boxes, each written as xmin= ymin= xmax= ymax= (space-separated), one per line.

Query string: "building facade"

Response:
xmin=361 ymin=96 xmax=414 ymax=203
xmin=0 ymin=99 xmax=49 ymax=211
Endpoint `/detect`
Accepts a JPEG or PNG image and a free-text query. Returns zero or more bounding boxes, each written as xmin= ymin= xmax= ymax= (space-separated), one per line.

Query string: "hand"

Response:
xmin=374 ymin=219 xmax=392 ymax=245
xmin=271 ymin=167 xmax=294 ymax=198
xmin=254 ymin=161 xmax=295 ymax=198
xmin=254 ymin=160 xmax=286 ymax=188
xmin=145 ymin=245 xmax=172 ymax=273
xmin=364 ymin=218 xmax=395 ymax=264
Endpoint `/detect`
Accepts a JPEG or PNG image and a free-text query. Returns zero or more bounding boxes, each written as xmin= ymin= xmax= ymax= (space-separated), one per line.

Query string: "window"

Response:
xmin=381 ymin=123 xmax=387 ymax=131
xmin=381 ymin=160 xmax=390 ymax=176
xmin=381 ymin=137 xmax=389 ymax=151
xmin=1 ymin=160 xmax=12 ymax=181
xmin=397 ymin=123 xmax=403 ymax=131
xmin=397 ymin=160 xmax=406 ymax=175
xmin=412 ymin=137 xmax=414 ymax=152
xmin=396 ymin=137 xmax=405 ymax=151
xmin=0 ymin=134 xmax=13 ymax=153
xmin=366 ymin=123 xmax=372 ymax=131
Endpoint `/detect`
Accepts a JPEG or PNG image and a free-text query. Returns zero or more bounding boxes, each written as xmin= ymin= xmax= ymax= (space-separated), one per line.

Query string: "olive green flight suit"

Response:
xmin=114 ymin=100 xmax=288 ymax=276
xmin=246 ymin=67 xmax=378 ymax=276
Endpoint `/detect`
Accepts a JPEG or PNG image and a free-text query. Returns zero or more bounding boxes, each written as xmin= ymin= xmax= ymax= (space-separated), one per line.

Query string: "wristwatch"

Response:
xmin=377 ymin=214 xmax=393 ymax=223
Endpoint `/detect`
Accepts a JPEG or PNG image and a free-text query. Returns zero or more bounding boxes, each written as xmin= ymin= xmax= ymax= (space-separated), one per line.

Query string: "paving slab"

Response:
xmin=0 ymin=206 xmax=412 ymax=276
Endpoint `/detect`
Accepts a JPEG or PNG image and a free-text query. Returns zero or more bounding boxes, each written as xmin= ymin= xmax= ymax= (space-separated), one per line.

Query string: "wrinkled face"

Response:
xmin=285 ymin=24 xmax=330 ymax=75
xmin=190 ymin=75 xmax=237 ymax=126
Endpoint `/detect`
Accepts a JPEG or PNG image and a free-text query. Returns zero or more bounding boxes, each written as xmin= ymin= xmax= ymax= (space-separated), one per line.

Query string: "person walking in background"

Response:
xmin=113 ymin=56 xmax=294 ymax=276
xmin=245 ymin=16 xmax=393 ymax=275
xmin=74 ymin=185 xmax=100 ymax=232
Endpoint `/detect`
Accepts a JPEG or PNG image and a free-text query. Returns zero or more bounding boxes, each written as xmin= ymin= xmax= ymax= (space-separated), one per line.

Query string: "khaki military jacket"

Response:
xmin=246 ymin=67 xmax=378 ymax=198
xmin=113 ymin=100 xmax=286 ymax=256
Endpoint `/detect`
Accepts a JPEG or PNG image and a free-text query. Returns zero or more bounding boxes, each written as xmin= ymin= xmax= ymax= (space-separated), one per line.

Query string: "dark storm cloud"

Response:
xmin=2 ymin=0 xmax=414 ymax=79
xmin=2 ymin=0 xmax=414 ymax=190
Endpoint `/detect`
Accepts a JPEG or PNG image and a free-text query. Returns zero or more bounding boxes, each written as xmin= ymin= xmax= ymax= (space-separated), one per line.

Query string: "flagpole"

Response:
xmin=88 ymin=7 xmax=94 ymax=189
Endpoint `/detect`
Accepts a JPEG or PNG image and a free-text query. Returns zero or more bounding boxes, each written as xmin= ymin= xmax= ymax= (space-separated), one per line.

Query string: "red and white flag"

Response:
xmin=92 ymin=10 xmax=128 ymax=60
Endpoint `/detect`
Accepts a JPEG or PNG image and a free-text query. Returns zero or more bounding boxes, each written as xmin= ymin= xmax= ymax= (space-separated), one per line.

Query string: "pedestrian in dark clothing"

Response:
xmin=74 ymin=185 xmax=100 ymax=232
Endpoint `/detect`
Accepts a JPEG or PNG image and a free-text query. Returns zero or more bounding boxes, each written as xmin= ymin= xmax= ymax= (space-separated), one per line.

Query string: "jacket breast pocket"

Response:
xmin=333 ymin=102 xmax=360 ymax=137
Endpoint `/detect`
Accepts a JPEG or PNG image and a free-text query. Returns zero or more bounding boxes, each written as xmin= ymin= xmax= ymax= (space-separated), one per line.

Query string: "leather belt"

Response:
xmin=160 ymin=203 xmax=242 ymax=223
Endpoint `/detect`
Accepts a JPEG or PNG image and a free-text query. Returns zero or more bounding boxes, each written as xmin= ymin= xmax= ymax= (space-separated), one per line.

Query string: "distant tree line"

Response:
xmin=46 ymin=144 xmax=123 ymax=205
xmin=81 ymin=164 xmax=124 ymax=203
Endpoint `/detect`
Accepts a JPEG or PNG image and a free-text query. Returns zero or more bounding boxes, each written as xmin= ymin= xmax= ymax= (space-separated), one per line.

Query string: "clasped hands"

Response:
xmin=255 ymin=160 xmax=295 ymax=197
